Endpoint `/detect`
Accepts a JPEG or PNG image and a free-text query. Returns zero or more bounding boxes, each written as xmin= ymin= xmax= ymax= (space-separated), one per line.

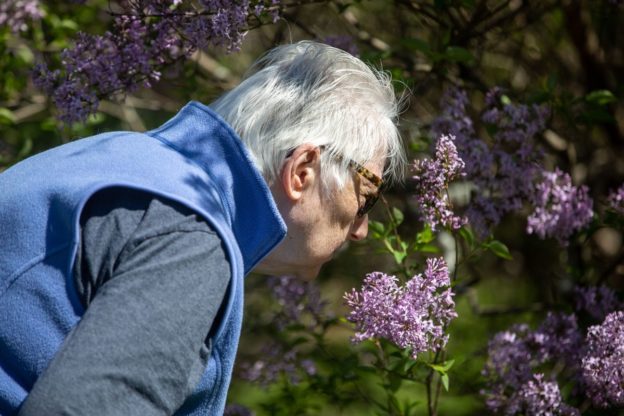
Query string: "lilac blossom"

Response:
xmin=526 ymin=168 xmax=594 ymax=245
xmin=239 ymin=342 xmax=317 ymax=386
xmin=0 ymin=0 xmax=43 ymax=33
xmin=481 ymin=314 xmax=583 ymax=415
xmin=253 ymin=0 xmax=280 ymax=23
xmin=32 ymin=0 xmax=275 ymax=123
xmin=505 ymin=374 xmax=580 ymax=416
xmin=267 ymin=275 xmax=327 ymax=330
xmin=528 ymin=312 xmax=583 ymax=365
xmin=482 ymin=324 xmax=534 ymax=391
xmin=607 ymin=184 xmax=624 ymax=215
xmin=320 ymin=35 xmax=359 ymax=56
xmin=574 ymin=285 xmax=621 ymax=322
xmin=412 ymin=135 xmax=467 ymax=231
xmin=344 ymin=257 xmax=457 ymax=358
xmin=224 ymin=403 xmax=255 ymax=416
xmin=432 ymin=87 xmax=549 ymax=237
xmin=581 ymin=310 xmax=624 ymax=407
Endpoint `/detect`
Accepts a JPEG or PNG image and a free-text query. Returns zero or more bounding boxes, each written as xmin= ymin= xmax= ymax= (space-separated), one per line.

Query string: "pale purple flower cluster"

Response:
xmin=526 ymin=168 xmax=594 ymax=245
xmin=412 ymin=135 xmax=467 ymax=231
xmin=267 ymin=275 xmax=327 ymax=329
xmin=607 ymin=183 xmax=624 ymax=215
xmin=0 ymin=0 xmax=43 ymax=33
xmin=574 ymin=285 xmax=621 ymax=321
xmin=33 ymin=0 xmax=271 ymax=123
xmin=481 ymin=313 xmax=582 ymax=414
xmin=432 ymin=87 xmax=549 ymax=237
xmin=253 ymin=0 xmax=280 ymax=23
xmin=224 ymin=403 xmax=255 ymax=416
xmin=320 ymin=35 xmax=359 ymax=56
xmin=581 ymin=311 xmax=624 ymax=407
xmin=239 ymin=342 xmax=316 ymax=386
xmin=505 ymin=374 xmax=580 ymax=416
xmin=344 ymin=257 xmax=457 ymax=358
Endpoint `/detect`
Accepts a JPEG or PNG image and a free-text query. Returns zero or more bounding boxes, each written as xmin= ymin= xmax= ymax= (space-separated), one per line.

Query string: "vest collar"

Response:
xmin=147 ymin=101 xmax=287 ymax=274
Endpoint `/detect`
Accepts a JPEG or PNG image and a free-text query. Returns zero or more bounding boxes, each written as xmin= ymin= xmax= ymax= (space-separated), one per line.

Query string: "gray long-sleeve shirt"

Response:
xmin=19 ymin=188 xmax=231 ymax=415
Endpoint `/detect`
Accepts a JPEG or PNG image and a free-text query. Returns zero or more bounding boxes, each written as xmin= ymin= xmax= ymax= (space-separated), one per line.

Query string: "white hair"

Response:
xmin=210 ymin=40 xmax=406 ymax=191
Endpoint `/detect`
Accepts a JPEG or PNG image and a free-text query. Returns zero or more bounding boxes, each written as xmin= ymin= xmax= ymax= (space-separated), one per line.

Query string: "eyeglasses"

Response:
xmin=346 ymin=159 xmax=384 ymax=217
xmin=285 ymin=146 xmax=385 ymax=218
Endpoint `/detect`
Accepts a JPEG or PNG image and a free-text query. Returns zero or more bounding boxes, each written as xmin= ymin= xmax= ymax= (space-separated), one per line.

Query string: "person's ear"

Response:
xmin=279 ymin=144 xmax=322 ymax=201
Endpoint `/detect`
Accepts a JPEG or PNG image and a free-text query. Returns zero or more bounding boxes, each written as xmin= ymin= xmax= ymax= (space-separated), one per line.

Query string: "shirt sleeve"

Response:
xmin=18 ymin=187 xmax=231 ymax=416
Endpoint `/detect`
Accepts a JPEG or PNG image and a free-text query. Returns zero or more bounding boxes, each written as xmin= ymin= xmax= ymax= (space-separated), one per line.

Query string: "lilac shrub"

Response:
xmin=237 ymin=275 xmax=324 ymax=388
xmin=33 ymin=0 xmax=279 ymax=123
xmin=607 ymin=183 xmax=624 ymax=215
xmin=481 ymin=313 xmax=582 ymax=415
xmin=581 ymin=311 xmax=624 ymax=408
xmin=412 ymin=134 xmax=466 ymax=231
xmin=526 ymin=168 xmax=594 ymax=245
xmin=266 ymin=274 xmax=327 ymax=329
xmin=344 ymin=257 xmax=457 ymax=358
xmin=432 ymin=87 xmax=549 ymax=237
xmin=574 ymin=285 xmax=622 ymax=322
xmin=505 ymin=374 xmax=580 ymax=416
xmin=319 ymin=35 xmax=359 ymax=56
xmin=239 ymin=342 xmax=316 ymax=386
xmin=0 ymin=0 xmax=43 ymax=33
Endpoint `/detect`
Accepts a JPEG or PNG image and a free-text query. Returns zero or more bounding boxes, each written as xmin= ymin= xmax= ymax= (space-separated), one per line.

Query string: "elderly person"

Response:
xmin=0 ymin=41 xmax=405 ymax=415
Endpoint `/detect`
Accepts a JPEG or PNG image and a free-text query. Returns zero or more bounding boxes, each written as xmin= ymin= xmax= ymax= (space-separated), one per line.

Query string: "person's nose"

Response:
xmin=349 ymin=215 xmax=369 ymax=241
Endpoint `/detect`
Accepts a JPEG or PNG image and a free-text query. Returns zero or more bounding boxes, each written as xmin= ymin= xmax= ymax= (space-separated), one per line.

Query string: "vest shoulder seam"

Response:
xmin=0 ymin=242 xmax=73 ymax=299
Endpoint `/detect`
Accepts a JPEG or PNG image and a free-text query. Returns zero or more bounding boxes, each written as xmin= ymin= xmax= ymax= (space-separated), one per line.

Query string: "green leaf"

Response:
xmin=461 ymin=0 xmax=476 ymax=8
xmin=392 ymin=249 xmax=407 ymax=265
xmin=0 ymin=108 xmax=16 ymax=124
xmin=369 ymin=220 xmax=386 ymax=238
xmin=392 ymin=207 xmax=404 ymax=226
xmin=440 ymin=359 xmax=455 ymax=372
xmin=388 ymin=394 xmax=402 ymax=414
xmin=500 ymin=94 xmax=512 ymax=106
xmin=485 ymin=240 xmax=513 ymax=260
xmin=17 ymin=138 xmax=33 ymax=159
xmin=16 ymin=45 xmax=34 ymax=64
xmin=429 ymin=359 xmax=455 ymax=373
xmin=441 ymin=373 xmax=450 ymax=391
xmin=388 ymin=372 xmax=403 ymax=392
xmin=401 ymin=38 xmax=431 ymax=54
xmin=416 ymin=226 xmax=434 ymax=244
xmin=458 ymin=227 xmax=475 ymax=248
xmin=444 ymin=46 xmax=474 ymax=64
xmin=585 ymin=90 xmax=616 ymax=106
xmin=418 ymin=244 xmax=440 ymax=254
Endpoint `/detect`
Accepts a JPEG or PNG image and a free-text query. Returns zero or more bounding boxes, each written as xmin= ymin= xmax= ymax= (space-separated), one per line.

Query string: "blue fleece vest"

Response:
xmin=0 ymin=101 xmax=287 ymax=415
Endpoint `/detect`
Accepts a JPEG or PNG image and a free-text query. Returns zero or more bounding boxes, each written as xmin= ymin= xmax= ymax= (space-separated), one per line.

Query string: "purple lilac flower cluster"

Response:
xmin=267 ymin=275 xmax=327 ymax=330
xmin=481 ymin=313 xmax=582 ymax=414
xmin=574 ymin=285 xmax=622 ymax=321
xmin=33 ymin=0 xmax=274 ymax=123
xmin=344 ymin=257 xmax=457 ymax=358
xmin=581 ymin=311 xmax=624 ymax=408
xmin=526 ymin=168 xmax=594 ymax=245
xmin=239 ymin=342 xmax=316 ymax=386
xmin=320 ymin=35 xmax=359 ymax=56
xmin=607 ymin=183 xmax=624 ymax=215
xmin=412 ymin=135 xmax=467 ymax=231
xmin=0 ymin=0 xmax=43 ymax=33
xmin=505 ymin=374 xmax=580 ymax=416
xmin=224 ymin=403 xmax=255 ymax=416
xmin=238 ymin=275 xmax=324 ymax=386
xmin=432 ymin=87 xmax=549 ymax=237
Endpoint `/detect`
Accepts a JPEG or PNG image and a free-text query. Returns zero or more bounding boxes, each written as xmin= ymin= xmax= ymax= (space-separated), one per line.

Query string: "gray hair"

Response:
xmin=210 ymin=40 xmax=406 ymax=191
